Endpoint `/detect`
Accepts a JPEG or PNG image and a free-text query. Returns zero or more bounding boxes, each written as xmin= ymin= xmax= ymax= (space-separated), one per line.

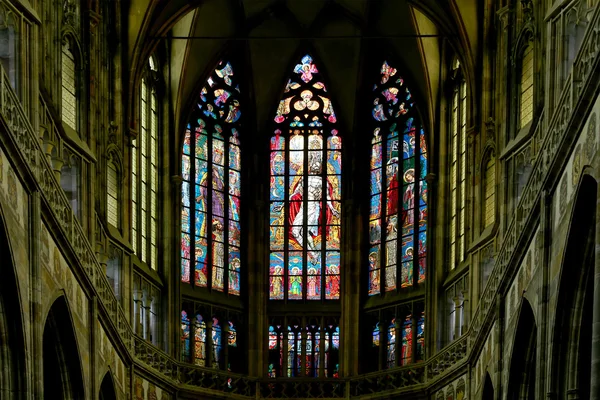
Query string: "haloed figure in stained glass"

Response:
xmin=269 ymin=54 xmax=342 ymax=301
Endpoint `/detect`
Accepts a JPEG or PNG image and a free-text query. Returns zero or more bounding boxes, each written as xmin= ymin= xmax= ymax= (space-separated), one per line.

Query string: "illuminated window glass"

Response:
xmin=107 ymin=161 xmax=119 ymax=227
xmin=484 ymin=156 xmax=496 ymax=228
xmin=181 ymin=311 xmax=190 ymax=361
xmin=180 ymin=61 xmax=242 ymax=295
xmin=449 ymin=62 xmax=467 ymax=270
xmin=520 ymin=44 xmax=534 ymax=128
xmin=61 ymin=42 xmax=77 ymax=130
xmin=132 ymin=57 xmax=160 ymax=270
xmin=369 ymin=61 xmax=427 ymax=294
xmin=269 ymin=55 xmax=341 ymax=301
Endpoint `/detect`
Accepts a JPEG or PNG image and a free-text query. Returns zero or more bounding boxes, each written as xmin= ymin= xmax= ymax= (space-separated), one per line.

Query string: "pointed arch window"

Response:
xmin=107 ymin=159 xmax=119 ymax=227
xmin=61 ymin=40 xmax=78 ymax=131
xmin=269 ymin=55 xmax=342 ymax=301
xmin=448 ymin=60 xmax=467 ymax=270
xmin=132 ymin=56 xmax=160 ymax=269
xmin=483 ymin=155 xmax=496 ymax=228
xmin=368 ymin=61 xmax=428 ymax=294
xmin=180 ymin=61 xmax=242 ymax=295
xmin=519 ymin=43 xmax=534 ymax=129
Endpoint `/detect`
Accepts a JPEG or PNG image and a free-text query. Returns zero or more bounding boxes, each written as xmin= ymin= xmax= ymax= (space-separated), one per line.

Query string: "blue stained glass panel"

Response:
xmin=401 ymin=236 xmax=414 ymax=262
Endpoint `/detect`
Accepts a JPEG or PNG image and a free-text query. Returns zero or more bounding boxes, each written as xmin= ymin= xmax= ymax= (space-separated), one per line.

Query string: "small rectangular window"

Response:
xmin=519 ymin=45 xmax=534 ymax=128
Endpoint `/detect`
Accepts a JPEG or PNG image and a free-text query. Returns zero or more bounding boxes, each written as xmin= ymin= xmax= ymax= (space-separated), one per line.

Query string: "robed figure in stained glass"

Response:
xmin=284 ymin=158 xmax=339 ymax=263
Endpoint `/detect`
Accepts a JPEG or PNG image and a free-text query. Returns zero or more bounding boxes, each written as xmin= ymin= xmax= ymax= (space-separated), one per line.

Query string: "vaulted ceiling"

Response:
xmin=127 ymin=0 xmax=478 ymax=136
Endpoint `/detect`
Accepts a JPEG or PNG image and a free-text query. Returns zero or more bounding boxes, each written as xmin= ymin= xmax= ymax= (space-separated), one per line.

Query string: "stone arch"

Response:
xmin=0 ymin=203 xmax=26 ymax=398
xmin=507 ymin=298 xmax=537 ymax=400
xmin=99 ymin=371 xmax=117 ymax=400
xmin=550 ymin=173 xmax=596 ymax=399
xmin=482 ymin=372 xmax=494 ymax=400
xmin=43 ymin=296 xmax=85 ymax=399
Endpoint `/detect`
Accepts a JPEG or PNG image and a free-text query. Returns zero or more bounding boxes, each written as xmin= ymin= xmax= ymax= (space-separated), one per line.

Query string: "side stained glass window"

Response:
xmin=269 ymin=55 xmax=342 ymax=301
xmin=369 ymin=61 xmax=427 ymax=295
xmin=180 ymin=60 xmax=242 ymax=296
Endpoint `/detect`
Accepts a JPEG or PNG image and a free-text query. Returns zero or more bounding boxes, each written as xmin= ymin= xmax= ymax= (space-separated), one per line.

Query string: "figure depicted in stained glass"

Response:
xmin=181 ymin=60 xmax=242 ymax=296
xmin=269 ymin=54 xmax=341 ymax=300
xmin=368 ymin=60 xmax=427 ymax=295
xmin=401 ymin=315 xmax=412 ymax=365
xmin=181 ymin=311 xmax=190 ymax=361
xmin=212 ymin=318 xmax=222 ymax=368
xmin=194 ymin=314 xmax=206 ymax=366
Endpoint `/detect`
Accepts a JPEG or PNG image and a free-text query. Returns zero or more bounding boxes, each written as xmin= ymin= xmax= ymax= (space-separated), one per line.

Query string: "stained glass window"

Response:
xmin=449 ymin=61 xmax=467 ymax=270
xmin=416 ymin=312 xmax=425 ymax=362
xmin=369 ymin=61 xmax=427 ymax=295
xmin=194 ymin=315 xmax=207 ymax=366
xmin=180 ymin=60 xmax=242 ymax=295
xmin=181 ymin=311 xmax=190 ymax=361
xmin=132 ymin=57 xmax=160 ymax=270
xmin=212 ymin=318 xmax=222 ymax=368
xmin=269 ymin=55 xmax=342 ymax=301
xmin=268 ymin=325 xmax=284 ymax=377
xmin=400 ymin=315 xmax=412 ymax=366
xmin=267 ymin=319 xmax=338 ymax=378
xmin=386 ymin=319 xmax=396 ymax=368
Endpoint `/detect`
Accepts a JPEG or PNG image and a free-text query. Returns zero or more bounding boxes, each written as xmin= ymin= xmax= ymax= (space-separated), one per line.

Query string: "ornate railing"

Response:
xmin=0 ymin=67 xmax=134 ymax=351
xmin=468 ymin=5 xmax=600 ymax=352
xmin=134 ymin=334 xmax=467 ymax=399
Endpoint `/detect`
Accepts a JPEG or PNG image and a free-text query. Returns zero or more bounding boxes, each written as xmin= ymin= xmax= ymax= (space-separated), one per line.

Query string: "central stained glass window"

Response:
xmin=269 ymin=55 xmax=342 ymax=301
xmin=368 ymin=61 xmax=428 ymax=295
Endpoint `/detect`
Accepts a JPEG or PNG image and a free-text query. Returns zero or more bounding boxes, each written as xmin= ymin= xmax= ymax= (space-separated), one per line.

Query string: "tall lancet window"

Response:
xmin=368 ymin=61 xmax=428 ymax=295
xmin=132 ymin=56 xmax=160 ymax=269
xmin=181 ymin=60 xmax=242 ymax=296
xmin=269 ymin=55 xmax=342 ymax=301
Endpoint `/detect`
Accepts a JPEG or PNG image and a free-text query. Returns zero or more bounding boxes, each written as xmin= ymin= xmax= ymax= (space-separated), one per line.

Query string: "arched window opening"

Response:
xmin=133 ymin=56 xmax=160 ymax=270
xmin=269 ymin=54 xmax=341 ymax=301
xmin=369 ymin=60 xmax=428 ymax=294
xmin=194 ymin=315 xmax=207 ymax=366
xmin=484 ymin=155 xmax=496 ymax=229
xmin=107 ymin=160 xmax=119 ymax=227
xmin=180 ymin=60 xmax=242 ymax=295
xmin=61 ymin=41 xmax=77 ymax=131
xmin=0 ymin=8 xmax=19 ymax=94
xmin=519 ymin=43 xmax=534 ymax=129
xmin=448 ymin=60 xmax=466 ymax=271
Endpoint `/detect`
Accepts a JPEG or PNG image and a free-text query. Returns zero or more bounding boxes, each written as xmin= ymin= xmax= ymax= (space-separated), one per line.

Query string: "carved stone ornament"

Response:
xmin=63 ymin=0 xmax=77 ymax=27
xmin=108 ymin=121 xmax=118 ymax=145
xmin=521 ymin=0 xmax=534 ymax=22
xmin=485 ymin=118 xmax=496 ymax=144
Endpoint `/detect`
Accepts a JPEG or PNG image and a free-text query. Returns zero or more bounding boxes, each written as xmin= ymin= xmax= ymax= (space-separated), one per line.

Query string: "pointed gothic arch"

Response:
xmin=99 ymin=371 xmax=117 ymax=400
xmin=43 ymin=296 xmax=85 ymax=399
xmin=550 ymin=173 xmax=597 ymax=400
xmin=0 ymin=204 xmax=26 ymax=398
xmin=482 ymin=372 xmax=494 ymax=400
xmin=507 ymin=298 xmax=537 ymax=400
xmin=367 ymin=59 xmax=428 ymax=295
xmin=179 ymin=57 xmax=243 ymax=295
